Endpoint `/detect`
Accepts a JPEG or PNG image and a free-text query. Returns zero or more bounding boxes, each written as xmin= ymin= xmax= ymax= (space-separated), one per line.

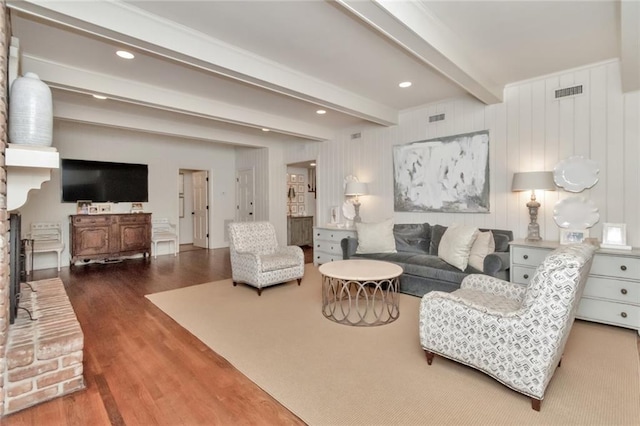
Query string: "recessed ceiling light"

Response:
xmin=262 ymin=128 xmax=270 ymax=132
xmin=316 ymin=109 xmax=326 ymax=115
xmin=92 ymin=94 xmax=107 ymax=100
xmin=116 ymin=50 xmax=135 ymax=59
xmin=399 ymin=81 xmax=412 ymax=88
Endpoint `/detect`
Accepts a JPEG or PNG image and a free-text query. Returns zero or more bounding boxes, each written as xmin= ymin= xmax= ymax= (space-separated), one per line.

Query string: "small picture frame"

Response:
xmin=298 ymin=184 xmax=304 ymax=193
xmin=131 ymin=202 xmax=144 ymax=213
xmin=330 ymin=206 xmax=339 ymax=224
xmin=298 ymin=175 xmax=305 ymax=183
xmin=601 ymin=223 xmax=632 ymax=250
xmin=291 ymin=174 xmax=297 ymax=183
xmin=291 ymin=205 xmax=298 ymax=214
xmin=560 ymin=229 xmax=588 ymax=245
xmin=77 ymin=200 xmax=91 ymax=215
xmin=298 ymin=195 xmax=304 ymax=203
xmin=97 ymin=203 xmax=112 ymax=213
xmin=299 ymin=205 xmax=305 ymax=214
xmin=88 ymin=205 xmax=99 ymax=215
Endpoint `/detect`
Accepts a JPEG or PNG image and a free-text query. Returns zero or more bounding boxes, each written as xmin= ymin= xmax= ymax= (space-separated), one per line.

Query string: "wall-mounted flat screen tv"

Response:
xmin=61 ymin=159 xmax=149 ymax=203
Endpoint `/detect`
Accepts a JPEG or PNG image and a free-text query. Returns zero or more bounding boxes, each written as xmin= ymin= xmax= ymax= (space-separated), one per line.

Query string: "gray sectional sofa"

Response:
xmin=341 ymin=223 xmax=513 ymax=297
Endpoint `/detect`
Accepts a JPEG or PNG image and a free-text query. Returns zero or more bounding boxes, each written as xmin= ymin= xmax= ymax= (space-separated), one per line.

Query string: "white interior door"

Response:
xmin=236 ymin=168 xmax=254 ymax=221
xmin=192 ymin=171 xmax=208 ymax=248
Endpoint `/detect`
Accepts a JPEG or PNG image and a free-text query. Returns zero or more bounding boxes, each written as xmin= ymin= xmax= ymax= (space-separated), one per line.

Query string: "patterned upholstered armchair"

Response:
xmin=419 ymin=243 xmax=596 ymax=411
xmin=228 ymin=221 xmax=304 ymax=295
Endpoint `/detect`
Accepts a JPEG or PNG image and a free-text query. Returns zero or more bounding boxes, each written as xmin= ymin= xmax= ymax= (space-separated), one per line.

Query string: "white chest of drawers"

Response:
xmin=313 ymin=226 xmax=356 ymax=266
xmin=510 ymin=240 xmax=640 ymax=334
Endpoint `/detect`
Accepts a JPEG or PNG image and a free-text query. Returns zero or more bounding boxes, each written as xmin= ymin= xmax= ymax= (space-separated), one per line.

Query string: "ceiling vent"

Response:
xmin=350 ymin=132 xmax=361 ymax=140
xmin=555 ymin=85 xmax=583 ymax=99
xmin=429 ymin=113 xmax=445 ymax=123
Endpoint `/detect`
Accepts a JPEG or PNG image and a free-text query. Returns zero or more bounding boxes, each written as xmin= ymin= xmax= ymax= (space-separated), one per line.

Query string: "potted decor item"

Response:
xmin=9 ymin=72 xmax=53 ymax=146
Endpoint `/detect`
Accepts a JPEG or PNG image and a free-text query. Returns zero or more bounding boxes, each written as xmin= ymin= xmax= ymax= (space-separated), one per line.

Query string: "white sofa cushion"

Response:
xmin=355 ymin=219 xmax=397 ymax=254
xmin=468 ymin=231 xmax=496 ymax=271
xmin=438 ymin=224 xmax=480 ymax=271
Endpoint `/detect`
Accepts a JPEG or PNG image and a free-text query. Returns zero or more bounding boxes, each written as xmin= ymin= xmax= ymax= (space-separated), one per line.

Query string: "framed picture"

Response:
xmin=560 ymin=229 xmax=588 ymax=245
xmin=298 ymin=184 xmax=304 ymax=193
xmin=97 ymin=203 xmax=112 ymax=213
xmin=291 ymin=174 xmax=297 ymax=183
xmin=299 ymin=205 xmax=305 ymax=214
xmin=291 ymin=205 xmax=298 ymax=214
xmin=76 ymin=200 xmax=91 ymax=215
xmin=298 ymin=195 xmax=304 ymax=203
xmin=601 ymin=223 xmax=632 ymax=250
xmin=298 ymin=175 xmax=305 ymax=183
xmin=88 ymin=205 xmax=99 ymax=215
xmin=131 ymin=202 xmax=144 ymax=213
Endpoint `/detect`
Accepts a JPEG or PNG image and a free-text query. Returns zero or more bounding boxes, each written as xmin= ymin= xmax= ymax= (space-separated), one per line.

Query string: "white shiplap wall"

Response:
xmin=310 ymin=60 xmax=640 ymax=245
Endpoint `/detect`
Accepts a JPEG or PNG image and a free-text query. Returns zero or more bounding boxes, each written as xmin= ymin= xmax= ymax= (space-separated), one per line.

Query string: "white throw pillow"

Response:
xmin=468 ymin=231 xmax=496 ymax=271
xmin=355 ymin=219 xmax=397 ymax=254
xmin=438 ymin=224 xmax=480 ymax=271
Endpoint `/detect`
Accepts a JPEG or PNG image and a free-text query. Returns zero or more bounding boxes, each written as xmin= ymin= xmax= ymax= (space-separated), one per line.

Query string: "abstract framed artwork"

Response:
xmin=393 ymin=130 xmax=490 ymax=213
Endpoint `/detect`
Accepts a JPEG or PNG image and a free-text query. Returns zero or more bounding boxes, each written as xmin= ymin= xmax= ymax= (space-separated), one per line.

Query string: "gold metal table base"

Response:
xmin=321 ymin=275 xmax=400 ymax=326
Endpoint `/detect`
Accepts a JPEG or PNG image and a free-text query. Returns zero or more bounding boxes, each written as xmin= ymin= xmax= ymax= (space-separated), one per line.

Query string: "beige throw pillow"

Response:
xmin=437 ymin=224 xmax=480 ymax=271
xmin=355 ymin=219 xmax=397 ymax=254
xmin=468 ymin=231 xmax=496 ymax=271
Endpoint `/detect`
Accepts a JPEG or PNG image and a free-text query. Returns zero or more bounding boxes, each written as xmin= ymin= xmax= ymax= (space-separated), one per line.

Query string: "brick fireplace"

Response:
xmin=0 ymin=2 xmax=85 ymax=416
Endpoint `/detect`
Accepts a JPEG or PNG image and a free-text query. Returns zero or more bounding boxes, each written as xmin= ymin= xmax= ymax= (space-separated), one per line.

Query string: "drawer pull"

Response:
xmin=620 ymin=265 xmax=627 ymax=271
xmin=621 ymin=288 xmax=628 ymax=295
xmin=523 ymin=274 xmax=529 ymax=279
xmin=523 ymin=254 xmax=529 ymax=260
xmin=620 ymin=312 xmax=628 ymax=318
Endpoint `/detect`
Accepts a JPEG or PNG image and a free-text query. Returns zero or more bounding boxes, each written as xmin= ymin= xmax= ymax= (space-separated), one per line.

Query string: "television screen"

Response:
xmin=61 ymin=159 xmax=148 ymax=203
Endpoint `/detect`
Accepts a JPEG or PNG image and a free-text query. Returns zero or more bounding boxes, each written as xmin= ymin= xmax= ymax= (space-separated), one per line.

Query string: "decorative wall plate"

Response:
xmin=342 ymin=200 xmax=356 ymax=221
xmin=553 ymin=156 xmax=599 ymax=192
xmin=553 ymin=196 xmax=599 ymax=229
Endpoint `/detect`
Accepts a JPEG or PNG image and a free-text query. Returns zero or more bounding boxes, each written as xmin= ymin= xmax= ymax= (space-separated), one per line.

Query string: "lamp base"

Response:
xmin=353 ymin=201 xmax=362 ymax=223
xmin=526 ymin=222 xmax=541 ymax=242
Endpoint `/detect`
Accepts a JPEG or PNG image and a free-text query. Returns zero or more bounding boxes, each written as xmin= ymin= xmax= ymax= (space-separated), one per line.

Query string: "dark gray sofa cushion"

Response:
xmin=393 ymin=223 xmax=430 ymax=254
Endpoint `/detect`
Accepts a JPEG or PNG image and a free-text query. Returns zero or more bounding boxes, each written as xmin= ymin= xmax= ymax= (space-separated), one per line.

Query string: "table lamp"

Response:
xmin=512 ymin=171 xmax=556 ymax=241
xmin=344 ymin=181 xmax=368 ymax=223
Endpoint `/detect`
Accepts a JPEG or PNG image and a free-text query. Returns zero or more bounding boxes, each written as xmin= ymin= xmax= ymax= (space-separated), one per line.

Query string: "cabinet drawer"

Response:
xmin=314 ymin=228 xmax=355 ymax=243
xmin=316 ymin=241 xmax=343 ymax=255
xmin=118 ymin=214 xmax=150 ymax=224
xmin=73 ymin=215 xmax=112 ymax=226
xmin=577 ymin=298 xmax=639 ymax=330
xmin=315 ymin=252 xmax=343 ymax=265
xmin=591 ymin=254 xmax=640 ymax=280
xmin=583 ymin=276 xmax=640 ymax=304
xmin=511 ymin=265 xmax=536 ymax=285
xmin=511 ymin=246 xmax=550 ymax=267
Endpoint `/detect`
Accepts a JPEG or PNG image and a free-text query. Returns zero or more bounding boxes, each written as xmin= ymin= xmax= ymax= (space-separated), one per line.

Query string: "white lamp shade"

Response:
xmin=344 ymin=181 xmax=368 ymax=196
xmin=511 ymin=171 xmax=556 ymax=192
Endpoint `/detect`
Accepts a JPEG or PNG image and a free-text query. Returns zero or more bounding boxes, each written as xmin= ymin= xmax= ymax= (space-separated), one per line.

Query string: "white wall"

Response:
xmin=311 ymin=60 xmax=640 ymax=245
xmin=20 ymin=121 xmax=237 ymax=270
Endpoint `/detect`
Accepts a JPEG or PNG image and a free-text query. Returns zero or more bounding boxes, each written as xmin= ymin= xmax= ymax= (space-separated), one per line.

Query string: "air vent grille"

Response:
xmin=429 ymin=113 xmax=445 ymax=123
xmin=555 ymin=85 xmax=583 ymax=99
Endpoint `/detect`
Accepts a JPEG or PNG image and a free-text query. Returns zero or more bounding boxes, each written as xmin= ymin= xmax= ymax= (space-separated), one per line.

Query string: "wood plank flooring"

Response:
xmin=3 ymin=248 xmax=306 ymax=426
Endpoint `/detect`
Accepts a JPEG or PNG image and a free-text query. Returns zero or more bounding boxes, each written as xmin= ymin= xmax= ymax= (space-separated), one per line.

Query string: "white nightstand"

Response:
xmin=313 ymin=226 xmax=356 ymax=266
xmin=510 ymin=239 xmax=640 ymax=334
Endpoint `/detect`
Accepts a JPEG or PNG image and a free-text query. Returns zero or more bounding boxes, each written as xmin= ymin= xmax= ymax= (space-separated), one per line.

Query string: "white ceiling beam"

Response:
xmin=53 ymin=99 xmax=286 ymax=148
xmin=8 ymin=0 xmax=398 ymax=126
xmin=336 ymin=0 xmax=503 ymax=105
xmin=620 ymin=0 xmax=640 ymax=93
xmin=23 ymin=55 xmax=333 ymax=142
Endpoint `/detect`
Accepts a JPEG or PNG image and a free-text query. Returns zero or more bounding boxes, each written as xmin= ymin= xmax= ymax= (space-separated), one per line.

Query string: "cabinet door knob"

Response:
xmin=620 ymin=265 xmax=627 ymax=271
xmin=523 ymin=254 xmax=528 ymax=260
xmin=523 ymin=274 xmax=529 ymax=279
xmin=620 ymin=312 xmax=628 ymax=318
xmin=621 ymin=288 xmax=628 ymax=295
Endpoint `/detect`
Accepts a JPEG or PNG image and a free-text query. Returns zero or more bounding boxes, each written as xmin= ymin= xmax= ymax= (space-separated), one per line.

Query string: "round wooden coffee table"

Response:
xmin=319 ymin=259 xmax=402 ymax=326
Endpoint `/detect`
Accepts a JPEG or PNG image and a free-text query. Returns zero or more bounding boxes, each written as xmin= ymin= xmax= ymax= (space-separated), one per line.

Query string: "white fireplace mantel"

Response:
xmin=5 ymin=144 xmax=59 ymax=212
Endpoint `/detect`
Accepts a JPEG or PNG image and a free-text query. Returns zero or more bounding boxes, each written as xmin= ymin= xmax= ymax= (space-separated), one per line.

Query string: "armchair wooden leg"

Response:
xmin=232 ymin=281 xmax=238 ymax=287
xmin=424 ymin=350 xmax=435 ymax=365
xmin=257 ymin=288 xmax=262 ymax=296
xmin=297 ymin=278 xmax=302 ymax=286
xmin=558 ymin=356 xmax=562 ymax=368
xmin=531 ymin=398 xmax=541 ymax=411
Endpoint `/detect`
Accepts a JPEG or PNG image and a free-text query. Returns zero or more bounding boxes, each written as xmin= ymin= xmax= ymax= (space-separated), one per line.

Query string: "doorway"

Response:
xmin=286 ymin=160 xmax=317 ymax=248
xmin=236 ymin=168 xmax=255 ymax=221
xmin=178 ymin=169 xmax=209 ymax=251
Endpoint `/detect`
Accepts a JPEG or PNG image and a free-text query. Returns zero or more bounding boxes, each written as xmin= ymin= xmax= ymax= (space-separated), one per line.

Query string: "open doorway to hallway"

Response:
xmin=178 ymin=169 xmax=209 ymax=252
xmin=286 ymin=160 xmax=316 ymax=254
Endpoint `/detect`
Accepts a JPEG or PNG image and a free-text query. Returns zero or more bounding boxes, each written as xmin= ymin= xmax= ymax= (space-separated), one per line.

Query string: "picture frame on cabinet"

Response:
xmin=601 ymin=223 xmax=632 ymax=250
xmin=560 ymin=229 xmax=588 ymax=245
xmin=131 ymin=202 xmax=144 ymax=213
xmin=88 ymin=205 xmax=99 ymax=215
xmin=77 ymin=200 xmax=91 ymax=215
xmin=97 ymin=203 xmax=112 ymax=214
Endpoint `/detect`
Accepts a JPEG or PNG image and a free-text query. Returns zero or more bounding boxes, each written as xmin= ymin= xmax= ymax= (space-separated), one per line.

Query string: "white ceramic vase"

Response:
xmin=9 ymin=72 xmax=53 ymax=146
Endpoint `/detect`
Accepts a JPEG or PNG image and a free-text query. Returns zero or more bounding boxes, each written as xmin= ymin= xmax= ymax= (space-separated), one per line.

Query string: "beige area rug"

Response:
xmin=146 ymin=265 xmax=640 ymax=425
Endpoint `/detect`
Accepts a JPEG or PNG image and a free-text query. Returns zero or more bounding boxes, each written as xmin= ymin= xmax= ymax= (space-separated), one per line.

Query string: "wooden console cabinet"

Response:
xmin=70 ymin=213 xmax=151 ymax=264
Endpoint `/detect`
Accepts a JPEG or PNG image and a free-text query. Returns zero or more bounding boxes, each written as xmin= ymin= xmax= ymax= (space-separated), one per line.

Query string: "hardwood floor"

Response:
xmin=4 ymin=248 xmax=305 ymax=426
